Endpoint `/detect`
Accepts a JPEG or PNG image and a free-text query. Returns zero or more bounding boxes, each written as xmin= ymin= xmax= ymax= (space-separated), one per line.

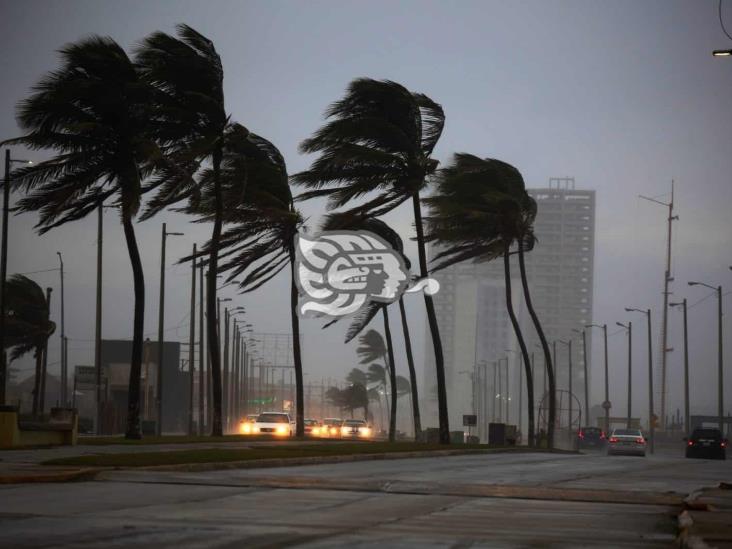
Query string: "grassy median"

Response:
xmin=44 ymin=442 xmax=508 ymax=468
xmin=78 ymin=434 xmax=313 ymax=445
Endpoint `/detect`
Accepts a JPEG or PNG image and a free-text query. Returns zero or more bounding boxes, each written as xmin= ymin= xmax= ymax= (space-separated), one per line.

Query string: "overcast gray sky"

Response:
xmin=2 ymin=0 xmax=731 ymax=421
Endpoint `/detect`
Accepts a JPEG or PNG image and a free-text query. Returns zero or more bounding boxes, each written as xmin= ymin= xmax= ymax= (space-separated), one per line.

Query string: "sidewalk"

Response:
xmin=679 ymin=481 xmax=732 ymax=548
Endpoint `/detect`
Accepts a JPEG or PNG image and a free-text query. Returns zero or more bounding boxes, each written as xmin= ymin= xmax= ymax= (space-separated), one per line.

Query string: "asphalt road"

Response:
xmin=1 ymin=448 xmax=730 ymax=548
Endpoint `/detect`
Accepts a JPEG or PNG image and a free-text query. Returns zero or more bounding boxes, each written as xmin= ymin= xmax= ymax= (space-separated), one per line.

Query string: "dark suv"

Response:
xmin=686 ymin=428 xmax=727 ymax=460
xmin=577 ymin=426 xmax=606 ymax=449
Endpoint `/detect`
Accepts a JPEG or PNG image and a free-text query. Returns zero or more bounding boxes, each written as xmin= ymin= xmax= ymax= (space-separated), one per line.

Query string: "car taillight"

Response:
xmin=609 ymin=437 xmax=618 ymax=443
xmin=600 ymin=432 xmax=606 ymax=439
xmin=687 ymin=440 xmax=694 ymax=446
xmin=722 ymin=441 xmax=727 ymax=448
xmin=636 ymin=437 xmax=645 ymax=444
xmin=578 ymin=431 xmax=584 ymax=439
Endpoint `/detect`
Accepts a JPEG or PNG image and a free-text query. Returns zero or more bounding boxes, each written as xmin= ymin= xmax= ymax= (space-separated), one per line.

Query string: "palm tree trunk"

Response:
xmin=517 ymin=237 xmax=555 ymax=448
xmin=398 ymin=297 xmax=422 ymax=441
xmin=123 ymin=214 xmax=145 ymax=440
xmin=382 ymin=308 xmax=397 ymax=442
xmin=503 ymin=244 xmax=535 ymax=447
xmin=412 ymin=195 xmax=449 ymax=444
xmin=207 ymin=148 xmax=224 ymax=437
xmin=289 ymin=247 xmax=305 ymax=437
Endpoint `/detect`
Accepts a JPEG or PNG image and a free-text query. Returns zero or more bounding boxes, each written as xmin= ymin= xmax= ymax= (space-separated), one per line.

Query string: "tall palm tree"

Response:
xmin=180 ymin=124 xmax=307 ymax=436
xmin=424 ymin=154 xmax=545 ymax=447
xmin=137 ymin=25 xmax=229 ymax=436
xmin=366 ymin=362 xmax=389 ymax=431
xmin=3 ymin=275 xmax=55 ymax=416
xmin=358 ymin=329 xmax=396 ymax=441
xmin=321 ymin=213 xmax=422 ymax=439
xmin=292 ymin=78 xmax=450 ymax=443
xmin=5 ymin=37 xmax=158 ymax=438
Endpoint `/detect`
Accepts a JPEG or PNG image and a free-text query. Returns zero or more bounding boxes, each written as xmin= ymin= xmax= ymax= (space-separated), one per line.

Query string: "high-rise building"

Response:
xmin=422 ymin=178 xmax=596 ymax=439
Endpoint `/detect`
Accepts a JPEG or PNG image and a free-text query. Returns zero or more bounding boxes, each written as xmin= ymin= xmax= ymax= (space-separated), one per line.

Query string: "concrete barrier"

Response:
xmin=0 ymin=406 xmax=78 ymax=449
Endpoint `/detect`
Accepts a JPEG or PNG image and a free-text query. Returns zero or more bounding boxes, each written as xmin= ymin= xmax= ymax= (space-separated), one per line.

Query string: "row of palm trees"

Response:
xmin=3 ymin=24 xmax=557 ymax=446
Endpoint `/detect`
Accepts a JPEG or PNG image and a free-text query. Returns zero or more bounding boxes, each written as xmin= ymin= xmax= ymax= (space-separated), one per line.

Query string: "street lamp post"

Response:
xmin=558 ymin=339 xmax=572 ymax=433
xmin=156 ymin=223 xmax=184 ymax=436
xmin=617 ymin=321 xmax=632 ymax=429
xmin=56 ymin=252 xmax=66 ymax=406
xmin=0 ymin=152 xmax=32 ymax=405
xmin=670 ymin=299 xmax=689 ymax=434
xmin=587 ymin=324 xmax=610 ymax=434
xmin=505 ymin=349 xmax=522 ymax=439
xmin=187 ymin=244 xmax=197 ymax=435
xmin=688 ymin=281 xmax=724 ymax=434
xmin=626 ymin=308 xmax=654 ymax=454
xmin=573 ymin=328 xmax=589 ymax=431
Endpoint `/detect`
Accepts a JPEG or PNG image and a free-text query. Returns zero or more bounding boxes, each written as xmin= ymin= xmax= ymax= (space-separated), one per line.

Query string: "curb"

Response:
xmin=0 ymin=467 xmax=100 ymax=485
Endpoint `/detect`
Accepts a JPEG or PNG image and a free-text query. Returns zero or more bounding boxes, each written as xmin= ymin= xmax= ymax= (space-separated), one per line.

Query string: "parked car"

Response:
xmin=685 ymin=428 xmax=727 ymax=460
xmin=304 ymin=419 xmax=322 ymax=436
xmin=320 ymin=418 xmax=344 ymax=438
xmin=578 ymin=426 xmax=606 ymax=449
xmin=606 ymin=428 xmax=647 ymax=456
xmin=252 ymin=412 xmax=294 ymax=437
xmin=340 ymin=419 xmax=372 ymax=439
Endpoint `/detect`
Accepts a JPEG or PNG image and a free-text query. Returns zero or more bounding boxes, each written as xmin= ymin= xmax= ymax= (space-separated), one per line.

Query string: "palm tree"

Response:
xmin=137 ymin=25 xmax=229 ymax=436
xmin=424 ymin=154 xmax=544 ymax=447
xmin=292 ymin=78 xmax=450 ymax=443
xmin=179 ymin=124 xmax=307 ymax=436
xmin=358 ymin=329 xmax=396 ymax=441
xmin=3 ymin=275 xmax=55 ymax=416
xmin=321 ymin=213 xmax=422 ymax=439
xmin=346 ymin=367 xmax=370 ymax=420
xmin=366 ymin=362 xmax=389 ymax=431
xmin=5 ymin=37 xmax=158 ymax=438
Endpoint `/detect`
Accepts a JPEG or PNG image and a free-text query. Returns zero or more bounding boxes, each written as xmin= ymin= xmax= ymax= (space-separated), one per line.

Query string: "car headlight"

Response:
xmin=330 ymin=427 xmax=338 ymax=435
xmin=240 ymin=423 xmax=252 ymax=434
xmin=253 ymin=426 xmax=260 ymax=433
xmin=359 ymin=427 xmax=371 ymax=437
xmin=341 ymin=426 xmax=349 ymax=435
xmin=312 ymin=427 xmax=320 ymax=435
xmin=276 ymin=425 xmax=288 ymax=435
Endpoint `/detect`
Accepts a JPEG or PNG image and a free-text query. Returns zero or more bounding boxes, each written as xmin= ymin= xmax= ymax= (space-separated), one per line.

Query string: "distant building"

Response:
xmin=423 ymin=178 xmax=596 ymax=437
xmin=98 ymin=339 xmax=188 ymax=434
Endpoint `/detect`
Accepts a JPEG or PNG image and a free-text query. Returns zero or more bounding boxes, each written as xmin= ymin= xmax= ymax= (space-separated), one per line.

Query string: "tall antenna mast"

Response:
xmin=639 ymin=181 xmax=677 ymax=429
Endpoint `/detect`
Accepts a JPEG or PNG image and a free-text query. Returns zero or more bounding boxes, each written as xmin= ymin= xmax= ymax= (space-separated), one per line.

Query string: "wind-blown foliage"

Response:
xmin=5 ymin=36 xmax=159 ymax=437
xmin=425 ymin=154 xmax=553 ymax=447
xmin=179 ymin=123 xmax=306 ymax=436
xmin=293 ymin=78 xmax=451 ymax=443
xmin=3 ymin=275 xmax=55 ymax=361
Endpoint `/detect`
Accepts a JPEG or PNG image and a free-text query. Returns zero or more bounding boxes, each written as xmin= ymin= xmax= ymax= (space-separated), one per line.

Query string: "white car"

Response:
xmin=606 ymin=428 xmax=647 ymax=456
xmin=340 ymin=419 xmax=373 ymax=439
xmin=252 ymin=412 xmax=294 ymax=437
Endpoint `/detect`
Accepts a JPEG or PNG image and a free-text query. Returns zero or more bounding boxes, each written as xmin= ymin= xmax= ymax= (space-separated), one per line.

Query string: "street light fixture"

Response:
xmin=625 ymin=307 xmax=654 ymax=454
xmin=156 ymin=223 xmax=184 ymax=436
xmin=669 ymin=299 xmax=690 ymax=434
xmin=687 ymin=281 xmax=724 ymax=434
xmin=0 ymin=153 xmax=32 ymax=405
xmin=616 ymin=321 xmax=632 ymax=429
xmin=713 ymin=49 xmax=732 ymax=56
xmin=586 ymin=323 xmax=610 ymax=434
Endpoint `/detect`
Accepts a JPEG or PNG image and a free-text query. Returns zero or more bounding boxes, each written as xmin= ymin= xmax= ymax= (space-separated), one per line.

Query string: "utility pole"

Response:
xmin=639 ymin=183 xmax=676 ymax=429
xmin=223 ymin=306 xmax=229 ymax=431
xmin=94 ymin=203 xmax=104 ymax=433
xmin=493 ymin=361 xmax=498 ymax=422
xmin=40 ymin=287 xmax=52 ymax=416
xmin=0 ymin=150 xmax=10 ymax=406
xmin=688 ymin=282 xmax=724 ymax=434
xmin=587 ymin=324 xmax=610 ymax=434
xmin=626 ymin=308 xmax=654 ymax=453
xmin=573 ymin=328 xmax=589 ymax=430
xmin=188 ymin=244 xmax=196 ymax=435
xmin=55 ymin=252 xmax=66 ymax=406
xmin=559 ymin=340 xmax=572 ymax=433
xmin=198 ymin=261 xmax=205 ymax=435
xmin=156 ymin=223 xmax=183 ymax=436
xmin=670 ymin=299 xmax=689 ymax=433
xmin=617 ymin=321 xmax=632 ymax=429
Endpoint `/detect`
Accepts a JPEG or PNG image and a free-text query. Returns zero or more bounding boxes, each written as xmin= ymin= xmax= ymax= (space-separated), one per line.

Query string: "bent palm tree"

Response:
xmin=181 ymin=124 xmax=306 ymax=436
xmin=3 ymin=275 xmax=55 ymax=416
xmin=137 ymin=25 xmax=229 ymax=436
xmin=322 ymin=213 xmax=422 ymax=439
xmin=6 ymin=37 xmax=157 ymax=438
xmin=292 ymin=78 xmax=450 ymax=443
xmin=424 ymin=154 xmax=542 ymax=447
xmin=358 ymin=329 xmax=396 ymax=441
